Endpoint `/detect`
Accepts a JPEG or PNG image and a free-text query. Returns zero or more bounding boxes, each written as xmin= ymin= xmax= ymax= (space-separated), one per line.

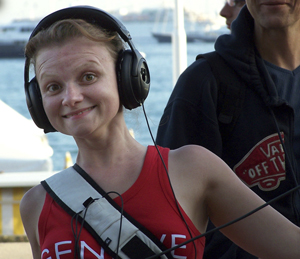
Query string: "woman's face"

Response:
xmin=35 ymin=37 xmax=121 ymax=139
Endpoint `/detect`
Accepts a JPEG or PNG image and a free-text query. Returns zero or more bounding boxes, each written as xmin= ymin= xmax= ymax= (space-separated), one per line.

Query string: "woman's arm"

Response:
xmin=169 ymin=145 xmax=300 ymax=259
xmin=206 ymin=157 xmax=299 ymax=258
xmin=20 ymin=184 xmax=46 ymax=259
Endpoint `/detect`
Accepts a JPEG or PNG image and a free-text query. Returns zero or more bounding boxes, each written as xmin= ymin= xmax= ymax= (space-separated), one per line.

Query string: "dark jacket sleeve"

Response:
xmin=156 ymin=59 xmax=223 ymax=157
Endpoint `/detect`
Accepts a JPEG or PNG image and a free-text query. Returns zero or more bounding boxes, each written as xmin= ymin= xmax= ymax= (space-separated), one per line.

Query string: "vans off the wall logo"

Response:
xmin=233 ymin=133 xmax=285 ymax=191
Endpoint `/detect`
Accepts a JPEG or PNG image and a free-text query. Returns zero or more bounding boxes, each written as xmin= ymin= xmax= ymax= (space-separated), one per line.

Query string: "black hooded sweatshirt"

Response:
xmin=156 ymin=6 xmax=300 ymax=259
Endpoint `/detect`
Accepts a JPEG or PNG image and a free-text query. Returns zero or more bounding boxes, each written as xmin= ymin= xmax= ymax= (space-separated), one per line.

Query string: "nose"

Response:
xmin=220 ymin=3 xmax=233 ymax=19
xmin=61 ymin=83 xmax=84 ymax=107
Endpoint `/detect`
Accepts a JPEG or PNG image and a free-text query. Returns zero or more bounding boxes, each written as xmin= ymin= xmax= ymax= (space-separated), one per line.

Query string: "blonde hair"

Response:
xmin=25 ymin=19 xmax=124 ymax=65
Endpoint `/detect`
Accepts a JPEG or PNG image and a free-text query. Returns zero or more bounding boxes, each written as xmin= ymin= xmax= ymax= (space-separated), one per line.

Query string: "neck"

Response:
xmin=76 ymin=131 xmax=144 ymax=171
xmin=254 ymin=25 xmax=300 ymax=71
xmin=74 ymin=129 xmax=147 ymax=192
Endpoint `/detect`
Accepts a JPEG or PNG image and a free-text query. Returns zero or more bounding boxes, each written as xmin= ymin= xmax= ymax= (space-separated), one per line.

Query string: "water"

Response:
xmin=0 ymin=21 xmax=215 ymax=171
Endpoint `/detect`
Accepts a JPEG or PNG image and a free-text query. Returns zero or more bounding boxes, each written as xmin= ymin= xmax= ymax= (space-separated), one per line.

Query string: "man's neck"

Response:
xmin=254 ymin=25 xmax=300 ymax=71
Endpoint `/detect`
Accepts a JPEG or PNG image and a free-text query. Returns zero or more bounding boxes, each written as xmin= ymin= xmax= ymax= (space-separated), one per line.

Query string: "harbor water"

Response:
xmin=0 ymin=21 xmax=216 ymax=171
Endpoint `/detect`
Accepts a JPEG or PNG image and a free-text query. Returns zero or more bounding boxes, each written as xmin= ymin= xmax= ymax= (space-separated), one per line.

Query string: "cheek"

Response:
xmin=294 ymin=6 xmax=300 ymax=20
xmin=107 ymin=86 xmax=121 ymax=113
xmin=245 ymin=1 xmax=257 ymax=17
xmin=42 ymin=97 xmax=59 ymax=124
xmin=102 ymin=78 xmax=121 ymax=108
xmin=234 ymin=8 xmax=241 ymax=17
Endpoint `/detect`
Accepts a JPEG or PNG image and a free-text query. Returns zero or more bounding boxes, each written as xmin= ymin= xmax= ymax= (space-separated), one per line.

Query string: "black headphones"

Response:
xmin=24 ymin=5 xmax=150 ymax=133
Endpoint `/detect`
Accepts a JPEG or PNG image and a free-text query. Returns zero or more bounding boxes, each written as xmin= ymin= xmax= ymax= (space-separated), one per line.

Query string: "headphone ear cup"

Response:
xmin=117 ymin=49 xmax=150 ymax=110
xmin=25 ymin=77 xmax=56 ymax=133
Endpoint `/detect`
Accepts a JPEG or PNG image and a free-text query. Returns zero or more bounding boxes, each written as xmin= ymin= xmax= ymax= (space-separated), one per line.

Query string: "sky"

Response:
xmin=0 ymin=0 xmax=225 ymax=24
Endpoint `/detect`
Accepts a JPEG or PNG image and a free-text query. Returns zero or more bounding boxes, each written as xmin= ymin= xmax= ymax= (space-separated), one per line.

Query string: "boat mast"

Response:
xmin=172 ymin=0 xmax=187 ymax=86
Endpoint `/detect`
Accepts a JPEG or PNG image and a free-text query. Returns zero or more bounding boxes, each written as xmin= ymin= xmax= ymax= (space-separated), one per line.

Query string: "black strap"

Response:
xmin=196 ymin=52 xmax=246 ymax=142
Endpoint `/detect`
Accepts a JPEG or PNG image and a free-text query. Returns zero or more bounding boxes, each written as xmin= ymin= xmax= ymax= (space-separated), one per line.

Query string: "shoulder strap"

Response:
xmin=196 ymin=52 xmax=246 ymax=142
xmin=41 ymin=166 xmax=173 ymax=259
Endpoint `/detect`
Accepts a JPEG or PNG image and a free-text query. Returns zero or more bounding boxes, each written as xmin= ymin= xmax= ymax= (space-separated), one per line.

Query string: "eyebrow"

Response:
xmin=39 ymin=59 xmax=105 ymax=81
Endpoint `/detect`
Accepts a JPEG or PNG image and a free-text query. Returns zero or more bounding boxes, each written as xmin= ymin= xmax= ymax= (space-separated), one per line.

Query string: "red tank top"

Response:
xmin=39 ymin=146 xmax=205 ymax=258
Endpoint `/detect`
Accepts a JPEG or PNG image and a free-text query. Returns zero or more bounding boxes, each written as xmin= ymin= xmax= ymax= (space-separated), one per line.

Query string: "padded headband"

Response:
xmin=30 ymin=6 xmax=131 ymax=44
xmin=25 ymin=5 xmax=143 ymax=82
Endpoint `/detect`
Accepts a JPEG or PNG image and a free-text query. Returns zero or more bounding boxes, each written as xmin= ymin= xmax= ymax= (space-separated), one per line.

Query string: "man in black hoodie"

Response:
xmin=156 ymin=2 xmax=300 ymax=259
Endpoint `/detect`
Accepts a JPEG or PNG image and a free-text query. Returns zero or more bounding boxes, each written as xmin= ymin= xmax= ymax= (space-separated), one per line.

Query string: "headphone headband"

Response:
xmin=29 ymin=6 xmax=132 ymax=43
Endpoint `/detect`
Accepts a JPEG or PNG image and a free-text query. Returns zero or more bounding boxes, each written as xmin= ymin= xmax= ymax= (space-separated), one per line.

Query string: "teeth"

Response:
xmin=65 ymin=107 xmax=93 ymax=118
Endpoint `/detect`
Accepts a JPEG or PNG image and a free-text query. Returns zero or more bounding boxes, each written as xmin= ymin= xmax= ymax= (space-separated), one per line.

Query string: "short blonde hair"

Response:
xmin=25 ymin=19 xmax=124 ymax=66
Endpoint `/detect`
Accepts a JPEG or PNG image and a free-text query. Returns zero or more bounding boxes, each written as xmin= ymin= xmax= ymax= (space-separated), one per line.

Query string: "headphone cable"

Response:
xmin=105 ymin=191 xmax=124 ymax=259
xmin=141 ymin=103 xmax=198 ymax=259
xmin=71 ymin=199 xmax=95 ymax=259
xmin=71 ymin=193 xmax=124 ymax=259
xmin=141 ymin=103 xmax=300 ymax=259
xmin=144 ymin=182 xmax=300 ymax=259
xmin=269 ymin=108 xmax=299 ymax=186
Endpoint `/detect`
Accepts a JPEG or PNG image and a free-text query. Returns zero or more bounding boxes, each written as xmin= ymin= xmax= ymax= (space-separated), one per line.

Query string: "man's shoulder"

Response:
xmin=189 ymin=55 xmax=214 ymax=70
xmin=176 ymin=56 xmax=218 ymax=90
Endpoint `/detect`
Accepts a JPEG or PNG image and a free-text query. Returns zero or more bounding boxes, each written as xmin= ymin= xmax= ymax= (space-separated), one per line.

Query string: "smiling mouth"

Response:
xmin=63 ymin=106 xmax=95 ymax=118
xmin=263 ymin=1 xmax=287 ymax=5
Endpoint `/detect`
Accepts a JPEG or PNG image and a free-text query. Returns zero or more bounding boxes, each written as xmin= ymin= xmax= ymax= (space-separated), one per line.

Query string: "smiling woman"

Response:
xmin=19 ymin=5 xmax=300 ymax=259
xmin=35 ymin=37 xmax=120 ymax=137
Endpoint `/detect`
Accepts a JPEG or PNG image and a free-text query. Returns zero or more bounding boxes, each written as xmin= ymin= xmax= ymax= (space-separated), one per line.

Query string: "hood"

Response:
xmin=214 ymin=6 xmax=281 ymax=106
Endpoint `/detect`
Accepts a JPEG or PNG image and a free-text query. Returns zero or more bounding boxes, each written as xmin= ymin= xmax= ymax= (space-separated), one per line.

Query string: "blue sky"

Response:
xmin=0 ymin=0 xmax=225 ymax=24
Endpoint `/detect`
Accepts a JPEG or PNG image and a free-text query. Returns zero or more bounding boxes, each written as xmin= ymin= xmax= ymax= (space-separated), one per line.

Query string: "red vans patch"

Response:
xmin=234 ymin=133 xmax=285 ymax=191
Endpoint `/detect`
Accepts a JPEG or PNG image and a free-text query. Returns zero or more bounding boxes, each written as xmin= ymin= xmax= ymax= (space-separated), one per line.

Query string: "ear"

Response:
xmin=117 ymin=49 xmax=150 ymax=110
xmin=25 ymin=77 xmax=56 ymax=133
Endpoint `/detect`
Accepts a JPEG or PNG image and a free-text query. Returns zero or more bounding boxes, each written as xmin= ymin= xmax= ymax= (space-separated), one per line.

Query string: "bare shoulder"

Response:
xmin=168 ymin=144 xmax=238 ymax=195
xmin=20 ymin=184 xmax=46 ymax=216
xmin=20 ymin=184 xmax=46 ymax=258
xmin=169 ymin=144 xmax=220 ymax=160
xmin=169 ymin=144 xmax=229 ymax=177
xmin=167 ymin=144 xmax=232 ymax=199
xmin=20 ymin=183 xmax=46 ymax=230
xmin=167 ymin=145 xmax=233 ymax=232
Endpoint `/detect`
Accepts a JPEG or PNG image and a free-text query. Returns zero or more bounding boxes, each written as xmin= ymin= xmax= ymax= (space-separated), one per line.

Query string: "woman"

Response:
xmin=20 ymin=6 xmax=300 ymax=259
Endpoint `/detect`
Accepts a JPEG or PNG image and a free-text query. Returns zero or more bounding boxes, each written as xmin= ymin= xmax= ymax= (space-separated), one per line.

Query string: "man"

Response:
xmin=220 ymin=0 xmax=246 ymax=30
xmin=156 ymin=1 xmax=300 ymax=259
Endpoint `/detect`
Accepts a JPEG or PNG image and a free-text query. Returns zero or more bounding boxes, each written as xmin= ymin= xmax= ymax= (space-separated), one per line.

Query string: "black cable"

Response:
xmin=141 ymin=103 xmax=300 ymax=259
xmin=71 ymin=212 xmax=81 ymax=259
xmin=71 ymin=198 xmax=100 ymax=258
xmin=69 ymin=103 xmax=299 ymax=259
xmin=141 ymin=103 xmax=197 ymax=259
xmin=269 ymin=108 xmax=299 ymax=186
xmin=145 ymin=183 xmax=300 ymax=259
xmin=104 ymin=191 xmax=124 ymax=259
xmin=70 ymin=192 xmax=124 ymax=259
xmin=71 ymin=198 xmax=97 ymax=259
